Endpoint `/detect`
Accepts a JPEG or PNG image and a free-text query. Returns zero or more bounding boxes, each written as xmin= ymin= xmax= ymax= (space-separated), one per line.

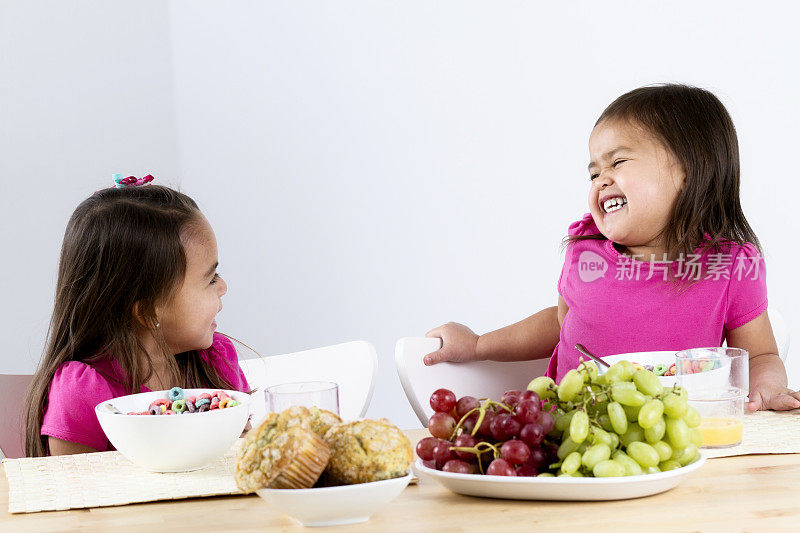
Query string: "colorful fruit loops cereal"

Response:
xmin=126 ymin=387 xmax=241 ymax=415
xmin=629 ymin=362 xmax=675 ymax=376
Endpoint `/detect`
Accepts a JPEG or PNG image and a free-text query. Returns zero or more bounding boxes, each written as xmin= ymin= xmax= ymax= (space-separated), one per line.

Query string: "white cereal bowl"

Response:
xmin=600 ymin=351 xmax=678 ymax=386
xmin=601 ymin=350 xmax=731 ymax=389
xmin=95 ymin=388 xmax=251 ymax=472
xmin=254 ymin=472 xmax=413 ymax=527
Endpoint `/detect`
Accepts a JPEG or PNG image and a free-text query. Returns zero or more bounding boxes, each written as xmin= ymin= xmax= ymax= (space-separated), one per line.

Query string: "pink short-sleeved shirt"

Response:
xmin=41 ymin=333 xmax=250 ymax=452
xmin=546 ymin=213 xmax=768 ymax=382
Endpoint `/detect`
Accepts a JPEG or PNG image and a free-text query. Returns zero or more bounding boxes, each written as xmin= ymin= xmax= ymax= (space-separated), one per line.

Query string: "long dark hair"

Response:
xmin=565 ymin=83 xmax=761 ymax=265
xmin=26 ymin=185 xmax=238 ymax=456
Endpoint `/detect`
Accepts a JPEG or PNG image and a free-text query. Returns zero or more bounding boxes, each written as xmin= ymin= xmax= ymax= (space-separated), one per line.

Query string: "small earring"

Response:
xmin=155 ymin=322 xmax=160 ymax=328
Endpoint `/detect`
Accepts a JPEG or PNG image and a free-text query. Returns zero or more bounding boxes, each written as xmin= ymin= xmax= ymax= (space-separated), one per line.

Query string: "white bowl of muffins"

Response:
xmin=235 ymin=406 xmax=413 ymax=527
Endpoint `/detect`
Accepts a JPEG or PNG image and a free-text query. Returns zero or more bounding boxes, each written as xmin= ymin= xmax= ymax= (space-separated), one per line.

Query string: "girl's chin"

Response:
xmin=598 ymin=224 xmax=628 ymax=243
xmin=598 ymin=211 xmax=631 ymax=232
xmin=198 ymin=329 xmax=217 ymax=349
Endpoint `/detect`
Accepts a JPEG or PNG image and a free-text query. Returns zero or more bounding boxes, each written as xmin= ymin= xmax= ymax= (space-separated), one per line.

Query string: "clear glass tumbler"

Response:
xmin=266 ymin=381 xmax=340 ymax=415
xmin=676 ymin=347 xmax=748 ymax=448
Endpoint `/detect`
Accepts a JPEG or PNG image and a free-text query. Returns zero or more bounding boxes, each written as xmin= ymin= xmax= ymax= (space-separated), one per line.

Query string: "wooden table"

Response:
xmin=3 ymin=429 xmax=800 ymax=532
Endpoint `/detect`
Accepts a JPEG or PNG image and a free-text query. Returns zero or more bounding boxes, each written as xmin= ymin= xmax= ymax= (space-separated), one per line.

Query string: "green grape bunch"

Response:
xmin=527 ymin=359 xmax=703 ymax=478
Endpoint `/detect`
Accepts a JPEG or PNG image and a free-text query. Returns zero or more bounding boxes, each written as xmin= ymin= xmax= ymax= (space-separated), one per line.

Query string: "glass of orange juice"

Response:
xmin=676 ymin=347 xmax=748 ymax=448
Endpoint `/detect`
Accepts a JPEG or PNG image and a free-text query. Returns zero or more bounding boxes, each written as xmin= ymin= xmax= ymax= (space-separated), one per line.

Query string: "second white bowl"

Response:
xmin=255 ymin=472 xmax=413 ymax=527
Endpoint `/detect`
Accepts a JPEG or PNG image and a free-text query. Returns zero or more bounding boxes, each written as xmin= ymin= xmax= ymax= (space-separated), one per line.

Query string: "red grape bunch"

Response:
xmin=416 ymin=387 xmax=557 ymax=477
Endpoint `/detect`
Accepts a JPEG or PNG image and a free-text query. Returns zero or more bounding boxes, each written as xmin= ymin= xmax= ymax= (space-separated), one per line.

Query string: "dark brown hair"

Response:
xmin=565 ymin=83 xmax=761 ymax=265
xmin=26 ymin=185 xmax=239 ymax=456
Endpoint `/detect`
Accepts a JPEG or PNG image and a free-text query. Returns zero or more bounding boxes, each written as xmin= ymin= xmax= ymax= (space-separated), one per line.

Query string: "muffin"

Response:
xmin=271 ymin=405 xmax=314 ymax=432
xmin=235 ymin=408 xmax=330 ymax=493
xmin=322 ymin=419 xmax=413 ymax=485
xmin=308 ymin=407 xmax=342 ymax=438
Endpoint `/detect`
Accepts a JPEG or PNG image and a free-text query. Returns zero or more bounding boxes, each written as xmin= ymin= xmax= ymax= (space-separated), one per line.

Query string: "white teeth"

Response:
xmin=602 ymin=197 xmax=627 ymax=213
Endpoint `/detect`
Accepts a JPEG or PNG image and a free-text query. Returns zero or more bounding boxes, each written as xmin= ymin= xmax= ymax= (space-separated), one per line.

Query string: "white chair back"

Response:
xmin=398 ymin=305 xmax=791 ymax=427
xmin=395 ymin=337 xmax=549 ymax=427
xmin=237 ymin=340 xmax=378 ymax=424
xmin=1 ymin=373 xmax=34 ymax=459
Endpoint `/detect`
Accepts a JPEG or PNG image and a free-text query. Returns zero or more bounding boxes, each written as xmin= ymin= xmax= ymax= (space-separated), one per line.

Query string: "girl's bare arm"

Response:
xmin=48 ymin=436 xmax=99 ymax=455
xmin=425 ymin=295 xmax=566 ymax=365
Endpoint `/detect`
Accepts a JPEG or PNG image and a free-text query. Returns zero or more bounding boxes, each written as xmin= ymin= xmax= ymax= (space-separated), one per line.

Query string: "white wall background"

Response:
xmin=3 ymin=1 xmax=799 ymax=429
xmin=0 ymin=1 xmax=178 ymax=367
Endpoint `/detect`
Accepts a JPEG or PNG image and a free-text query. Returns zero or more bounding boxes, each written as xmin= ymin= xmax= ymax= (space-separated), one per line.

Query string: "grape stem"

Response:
xmin=448 ymin=398 xmax=514 ymax=441
xmin=449 ymin=441 xmax=500 ymax=474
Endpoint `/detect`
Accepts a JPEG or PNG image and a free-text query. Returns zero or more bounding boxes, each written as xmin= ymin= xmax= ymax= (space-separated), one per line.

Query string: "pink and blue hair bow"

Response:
xmin=113 ymin=173 xmax=154 ymax=188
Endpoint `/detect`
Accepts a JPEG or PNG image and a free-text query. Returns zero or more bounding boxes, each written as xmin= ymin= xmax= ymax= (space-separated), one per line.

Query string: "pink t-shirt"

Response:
xmin=41 ymin=333 xmax=250 ymax=452
xmin=546 ymin=213 xmax=768 ymax=382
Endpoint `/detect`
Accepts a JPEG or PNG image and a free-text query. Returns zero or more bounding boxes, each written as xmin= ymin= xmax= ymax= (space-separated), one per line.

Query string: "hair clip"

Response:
xmin=113 ymin=173 xmax=155 ymax=188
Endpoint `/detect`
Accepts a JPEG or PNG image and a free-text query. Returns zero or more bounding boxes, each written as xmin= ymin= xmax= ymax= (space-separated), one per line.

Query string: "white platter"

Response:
xmin=414 ymin=455 xmax=705 ymax=501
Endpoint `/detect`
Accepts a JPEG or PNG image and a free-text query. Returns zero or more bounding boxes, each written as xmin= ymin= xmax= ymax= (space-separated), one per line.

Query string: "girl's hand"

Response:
xmin=424 ymin=322 xmax=480 ymax=366
xmin=747 ymin=385 xmax=800 ymax=412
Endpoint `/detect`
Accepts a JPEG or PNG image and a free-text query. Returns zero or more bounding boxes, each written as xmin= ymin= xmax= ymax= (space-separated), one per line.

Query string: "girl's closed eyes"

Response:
xmin=589 ymin=159 xmax=627 ymax=181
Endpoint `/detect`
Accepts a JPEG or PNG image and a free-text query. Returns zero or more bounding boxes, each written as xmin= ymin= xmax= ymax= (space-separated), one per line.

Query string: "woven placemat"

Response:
xmin=5 ymin=412 xmax=799 ymax=514
xmin=3 ymin=444 xmax=244 ymax=514
xmin=703 ymin=409 xmax=800 ymax=459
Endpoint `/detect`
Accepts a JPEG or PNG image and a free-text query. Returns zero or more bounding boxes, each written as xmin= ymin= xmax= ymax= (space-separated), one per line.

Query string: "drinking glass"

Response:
xmin=266 ymin=381 xmax=340 ymax=415
xmin=676 ymin=347 xmax=748 ymax=448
